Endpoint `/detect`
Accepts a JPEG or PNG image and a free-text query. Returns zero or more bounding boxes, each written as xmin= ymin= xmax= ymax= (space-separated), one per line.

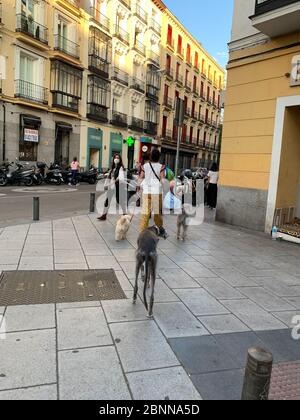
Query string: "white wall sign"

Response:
xmin=290 ymin=55 xmax=300 ymax=87
xmin=24 ymin=128 xmax=39 ymax=143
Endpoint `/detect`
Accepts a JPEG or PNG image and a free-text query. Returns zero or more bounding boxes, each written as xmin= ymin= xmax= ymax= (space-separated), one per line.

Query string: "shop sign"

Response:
xmin=24 ymin=128 xmax=39 ymax=143
xmin=290 ymin=55 xmax=300 ymax=87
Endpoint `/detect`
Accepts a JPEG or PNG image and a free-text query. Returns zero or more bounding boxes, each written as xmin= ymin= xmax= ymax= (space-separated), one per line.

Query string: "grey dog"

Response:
xmin=133 ymin=226 xmax=161 ymax=318
xmin=177 ymin=204 xmax=196 ymax=241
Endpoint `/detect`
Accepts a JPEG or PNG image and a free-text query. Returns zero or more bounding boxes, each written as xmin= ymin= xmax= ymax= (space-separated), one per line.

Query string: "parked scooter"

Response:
xmin=78 ymin=165 xmax=99 ymax=185
xmin=0 ymin=162 xmax=35 ymax=187
xmin=38 ymin=162 xmax=64 ymax=185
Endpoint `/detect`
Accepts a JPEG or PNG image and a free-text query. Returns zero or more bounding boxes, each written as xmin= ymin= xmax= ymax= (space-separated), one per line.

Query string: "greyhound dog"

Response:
xmin=133 ymin=226 xmax=161 ymax=318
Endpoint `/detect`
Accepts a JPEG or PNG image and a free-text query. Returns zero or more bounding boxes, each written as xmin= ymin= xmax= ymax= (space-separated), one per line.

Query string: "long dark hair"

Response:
xmin=210 ymin=162 xmax=218 ymax=172
xmin=110 ymin=153 xmax=124 ymax=180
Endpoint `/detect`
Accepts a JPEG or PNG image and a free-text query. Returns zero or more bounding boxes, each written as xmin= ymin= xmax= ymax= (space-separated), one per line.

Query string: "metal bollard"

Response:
xmin=241 ymin=347 xmax=273 ymax=401
xmin=33 ymin=197 xmax=40 ymax=221
xmin=90 ymin=193 xmax=96 ymax=213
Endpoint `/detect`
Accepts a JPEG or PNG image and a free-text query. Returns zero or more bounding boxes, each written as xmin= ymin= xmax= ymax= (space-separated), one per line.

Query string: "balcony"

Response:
xmin=191 ymin=111 xmax=198 ymax=121
xmin=118 ymin=0 xmax=131 ymax=9
xmin=113 ymin=26 xmax=130 ymax=45
xmin=201 ymin=70 xmax=206 ymax=79
xmin=161 ymin=129 xmax=173 ymax=142
xmin=250 ymin=0 xmax=300 ymax=37
xmin=175 ymin=73 xmax=183 ymax=86
xmin=149 ymin=18 xmax=161 ymax=35
xmin=177 ymin=46 xmax=184 ymax=59
xmin=144 ymin=121 xmax=158 ymax=135
xmin=133 ymin=40 xmax=146 ymax=56
xmin=146 ymin=85 xmax=159 ymax=101
xmin=132 ymin=3 xmax=148 ymax=23
xmin=87 ymin=103 xmax=109 ymax=123
xmin=147 ymin=50 xmax=160 ymax=67
xmin=165 ymin=67 xmax=174 ymax=81
xmin=193 ymin=86 xmax=199 ymax=97
xmin=89 ymin=54 xmax=110 ymax=78
xmin=194 ymin=64 xmax=200 ymax=73
xmin=186 ymin=56 xmax=192 ymax=67
xmin=90 ymin=7 xmax=110 ymax=33
xmin=130 ymin=76 xmax=145 ymax=93
xmin=207 ymin=96 xmax=213 ymax=105
xmin=185 ymin=80 xmax=192 ymax=92
xmin=199 ymin=114 xmax=206 ymax=124
xmin=184 ymin=107 xmax=191 ymax=118
xmin=167 ymin=37 xmax=175 ymax=51
xmin=16 ymin=14 xmax=48 ymax=44
xmin=111 ymin=67 xmax=129 ymax=86
xmin=15 ymin=79 xmax=48 ymax=104
xmin=110 ymin=110 xmax=128 ymax=127
xmin=54 ymin=34 xmax=80 ymax=59
xmin=163 ymin=95 xmax=174 ymax=111
xmin=129 ymin=116 xmax=144 ymax=132
xmin=200 ymin=92 xmax=206 ymax=101
xmin=52 ymin=93 xmax=79 ymax=113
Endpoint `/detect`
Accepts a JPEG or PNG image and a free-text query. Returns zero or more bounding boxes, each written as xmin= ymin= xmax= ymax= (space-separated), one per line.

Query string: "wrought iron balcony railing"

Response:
xmin=110 ymin=110 xmax=128 ymax=127
xmin=199 ymin=114 xmax=206 ymax=123
xmin=132 ymin=3 xmax=148 ymax=23
xmin=184 ymin=107 xmax=191 ymax=117
xmin=144 ymin=121 xmax=158 ymax=135
xmin=191 ymin=111 xmax=198 ymax=121
xmin=163 ymin=95 xmax=174 ymax=110
xmin=147 ymin=50 xmax=160 ymax=67
xmin=207 ymin=96 xmax=213 ymax=105
xmin=15 ymin=79 xmax=48 ymax=104
xmin=146 ymin=85 xmax=159 ymax=102
xmin=111 ymin=67 xmax=129 ymax=86
xmin=133 ymin=40 xmax=146 ymax=56
xmin=54 ymin=34 xmax=80 ymax=59
xmin=113 ymin=25 xmax=130 ymax=45
xmin=129 ymin=116 xmax=144 ymax=132
xmin=16 ymin=14 xmax=48 ymax=44
xmin=90 ymin=7 xmax=110 ymax=33
xmin=87 ymin=103 xmax=109 ymax=123
xmin=165 ymin=67 xmax=174 ymax=80
xmin=52 ymin=93 xmax=79 ymax=112
xmin=185 ymin=80 xmax=192 ymax=92
xmin=130 ymin=77 xmax=145 ymax=93
xmin=149 ymin=18 xmax=161 ymax=34
xmin=175 ymin=73 xmax=183 ymax=86
xmin=89 ymin=54 xmax=110 ymax=78
xmin=161 ymin=129 xmax=173 ymax=141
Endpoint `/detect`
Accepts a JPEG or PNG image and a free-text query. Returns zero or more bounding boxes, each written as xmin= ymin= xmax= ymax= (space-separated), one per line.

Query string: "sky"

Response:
xmin=163 ymin=0 xmax=234 ymax=69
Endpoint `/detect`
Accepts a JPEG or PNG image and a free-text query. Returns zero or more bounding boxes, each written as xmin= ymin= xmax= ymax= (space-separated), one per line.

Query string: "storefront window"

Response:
xmin=19 ymin=115 xmax=40 ymax=161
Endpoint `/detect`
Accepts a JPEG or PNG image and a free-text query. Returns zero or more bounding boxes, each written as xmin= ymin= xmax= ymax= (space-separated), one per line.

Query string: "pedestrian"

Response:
xmin=206 ymin=162 xmax=219 ymax=209
xmin=69 ymin=157 xmax=80 ymax=186
xmin=98 ymin=153 xmax=126 ymax=221
xmin=138 ymin=148 xmax=167 ymax=237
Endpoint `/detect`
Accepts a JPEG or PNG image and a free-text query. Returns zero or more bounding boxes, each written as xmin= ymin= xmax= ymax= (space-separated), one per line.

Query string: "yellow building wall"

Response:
xmin=220 ymin=38 xmax=300 ymax=191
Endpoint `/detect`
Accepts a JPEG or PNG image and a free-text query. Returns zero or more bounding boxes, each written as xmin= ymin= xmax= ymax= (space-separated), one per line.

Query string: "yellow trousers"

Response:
xmin=140 ymin=194 xmax=163 ymax=232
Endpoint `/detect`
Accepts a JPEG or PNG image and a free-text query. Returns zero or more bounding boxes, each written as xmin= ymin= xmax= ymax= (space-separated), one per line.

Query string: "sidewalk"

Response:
xmin=0 ymin=214 xmax=299 ymax=400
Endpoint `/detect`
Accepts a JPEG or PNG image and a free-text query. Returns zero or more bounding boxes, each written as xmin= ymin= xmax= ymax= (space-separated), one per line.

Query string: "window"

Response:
xmin=219 ymin=75 xmax=222 ymax=89
xmin=201 ymin=59 xmax=205 ymax=74
xmin=51 ymin=60 xmax=82 ymax=111
xmin=89 ymin=27 xmax=111 ymax=63
xmin=176 ymin=62 xmax=181 ymax=79
xmin=88 ymin=75 xmax=110 ymax=107
xmin=166 ymin=54 xmax=171 ymax=71
xmin=186 ymin=44 xmax=191 ymax=61
xmin=182 ymin=124 xmax=187 ymax=142
xmin=205 ymin=109 xmax=209 ymax=123
xmin=197 ymin=128 xmax=200 ymax=145
xmin=195 ymin=52 xmax=199 ymax=68
xmin=192 ymin=101 xmax=196 ymax=117
xmin=200 ymin=81 xmax=204 ymax=97
xmin=167 ymin=24 xmax=173 ymax=45
xmin=145 ymin=101 xmax=159 ymax=123
xmin=185 ymin=69 xmax=189 ymax=85
xmin=207 ymin=86 xmax=210 ymax=100
xmin=193 ymin=75 xmax=197 ymax=91
xmin=162 ymin=115 xmax=168 ymax=137
xmin=20 ymin=53 xmax=34 ymax=83
xmin=19 ymin=115 xmax=41 ymax=162
xmin=177 ymin=35 xmax=182 ymax=54
xmin=189 ymin=126 xmax=193 ymax=143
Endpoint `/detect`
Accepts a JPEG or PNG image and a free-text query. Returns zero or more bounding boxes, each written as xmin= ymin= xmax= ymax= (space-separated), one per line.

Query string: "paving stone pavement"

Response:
xmin=0 ymin=214 xmax=299 ymax=400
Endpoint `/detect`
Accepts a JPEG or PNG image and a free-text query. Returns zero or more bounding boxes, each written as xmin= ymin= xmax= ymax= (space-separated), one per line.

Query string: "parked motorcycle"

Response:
xmin=0 ymin=162 xmax=35 ymax=187
xmin=78 ymin=166 xmax=99 ymax=185
xmin=38 ymin=162 xmax=64 ymax=186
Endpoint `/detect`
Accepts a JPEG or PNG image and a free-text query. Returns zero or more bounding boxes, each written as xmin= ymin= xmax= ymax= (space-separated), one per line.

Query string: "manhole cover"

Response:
xmin=0 ymin=270 xmax=126 ymax=306
xmin=269 ymin=361 xmax=300 ymax=400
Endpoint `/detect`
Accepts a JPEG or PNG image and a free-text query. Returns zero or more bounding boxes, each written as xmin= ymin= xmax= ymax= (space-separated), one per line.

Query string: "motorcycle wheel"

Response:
xmin=24 ymin=178 xmax=33 ymax=187
xmin=0 ymin=176 xmax=8 ymax=187
xmin=88 ymin=178 xmax=96 ymax=185
xmin=56 ymin=178 xmax=62 ymax=186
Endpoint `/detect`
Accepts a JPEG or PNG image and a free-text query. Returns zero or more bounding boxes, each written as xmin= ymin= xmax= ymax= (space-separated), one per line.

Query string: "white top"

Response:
xmin=141 ymin=162 xmax=164 ymax=194
xmin=208 ymin=171 xmax=219 ymax=184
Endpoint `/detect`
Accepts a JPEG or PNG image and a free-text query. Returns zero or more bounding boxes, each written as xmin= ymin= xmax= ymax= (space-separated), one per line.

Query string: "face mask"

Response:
xmin=114 ymin=159 xmax=120 ymax=165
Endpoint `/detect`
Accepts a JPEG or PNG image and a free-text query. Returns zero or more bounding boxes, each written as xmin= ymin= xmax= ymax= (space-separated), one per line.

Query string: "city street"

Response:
xmin=0 ymin=185 xmax=100 ymax=228
xmin=0 ymin=214 xmax=299 ymax=400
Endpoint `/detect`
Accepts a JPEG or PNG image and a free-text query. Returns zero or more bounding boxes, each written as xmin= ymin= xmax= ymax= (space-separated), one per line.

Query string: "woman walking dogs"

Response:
xmin=98 ymin=153 xmax=126 ymax=221
xmin=138 ymin=148 xmax=167 ymax=238
xmin=206 ymin=162 xmax=219 ymax=210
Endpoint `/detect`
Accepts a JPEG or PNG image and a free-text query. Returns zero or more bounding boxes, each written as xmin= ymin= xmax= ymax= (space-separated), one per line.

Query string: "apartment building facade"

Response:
xmin=158 ymin=7 xmax=224 ymax=171
xmin=0 ymin=0 xmax=224 ymax=170
xmin=218 ymin=0 xmax=300 ymax=232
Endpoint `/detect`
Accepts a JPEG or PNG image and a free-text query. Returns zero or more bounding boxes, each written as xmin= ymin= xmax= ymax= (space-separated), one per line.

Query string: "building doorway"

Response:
xmin=55 ymin=122 xmax=72 ymax=167
xmin=89 ymin=148 xmax=100 ymax=168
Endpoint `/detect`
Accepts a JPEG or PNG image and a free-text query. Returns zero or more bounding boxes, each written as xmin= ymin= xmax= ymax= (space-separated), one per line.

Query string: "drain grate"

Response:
xmin=0 ymin=270 xmax=126 ymax=306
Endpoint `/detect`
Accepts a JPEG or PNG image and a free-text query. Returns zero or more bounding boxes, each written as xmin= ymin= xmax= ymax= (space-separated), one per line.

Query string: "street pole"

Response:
xmin=174 ymin=98 xmax=184 ymax=177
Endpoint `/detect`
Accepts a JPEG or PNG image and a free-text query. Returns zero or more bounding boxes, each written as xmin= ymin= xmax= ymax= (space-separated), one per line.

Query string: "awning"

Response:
xmin=21 ymin=115 xmax=42 ymax=127
xmin=55 ymin=122 xmax=73 ymax=132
